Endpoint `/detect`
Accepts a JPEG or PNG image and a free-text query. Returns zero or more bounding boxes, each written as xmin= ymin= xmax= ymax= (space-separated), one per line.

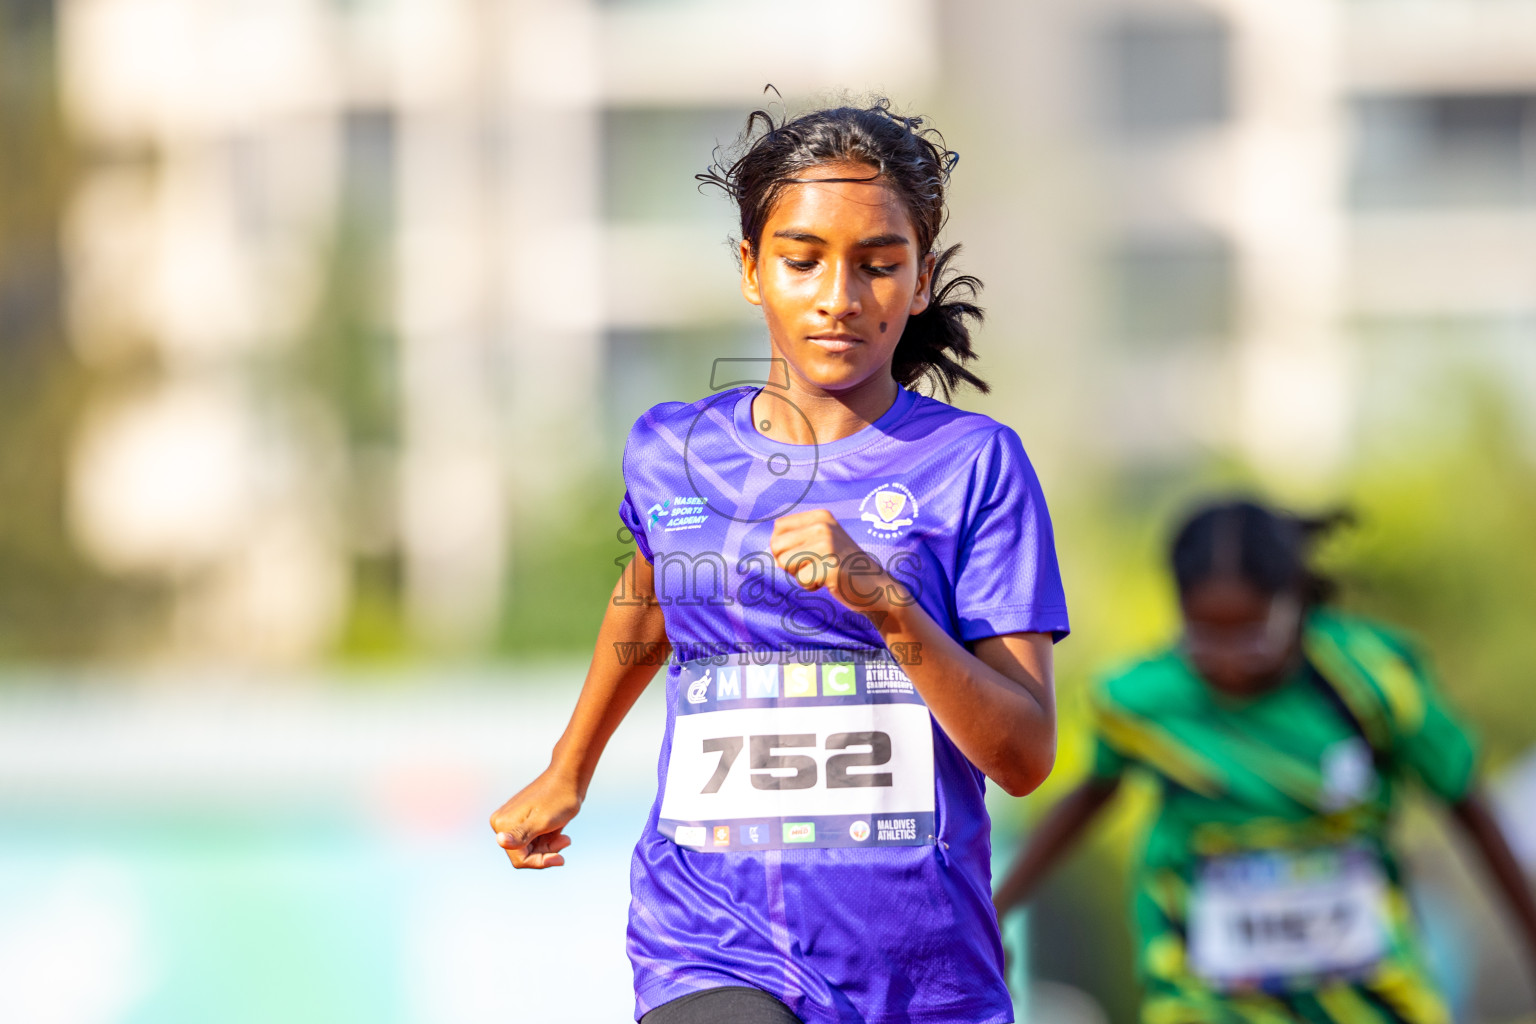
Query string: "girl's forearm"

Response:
xmin=549 ymin=560 xmax=670 ymax=798
xmin=548 ymin=660 xmax=663 ymax=797
xmin=874 ymin=595 xmax=1054 ymax=796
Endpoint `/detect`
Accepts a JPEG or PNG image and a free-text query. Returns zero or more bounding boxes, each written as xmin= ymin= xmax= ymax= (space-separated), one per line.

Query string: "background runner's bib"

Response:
xmin=1187 ymin=844 xmax=1390 ymax=988
xmin=657 ymin=652 xmax=936 ymax=851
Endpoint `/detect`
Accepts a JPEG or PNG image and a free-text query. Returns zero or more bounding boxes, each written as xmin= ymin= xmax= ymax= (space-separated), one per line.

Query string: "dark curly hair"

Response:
xmin=697 ymin=95 xmax=987 ymax=400
xmin=1170 ymin=498 xmax=1354 ymax=608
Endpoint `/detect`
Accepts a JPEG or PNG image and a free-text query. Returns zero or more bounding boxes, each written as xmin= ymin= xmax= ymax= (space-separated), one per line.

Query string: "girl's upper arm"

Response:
xmin=972 ymin=632 xmax=1055 ymax=704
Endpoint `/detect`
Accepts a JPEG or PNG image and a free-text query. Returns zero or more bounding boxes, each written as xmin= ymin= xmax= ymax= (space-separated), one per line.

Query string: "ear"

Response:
xmin=740 ymin=239 xmax=763 ymax=307
xmin=909 ymin=251 xmax=936 ymax=317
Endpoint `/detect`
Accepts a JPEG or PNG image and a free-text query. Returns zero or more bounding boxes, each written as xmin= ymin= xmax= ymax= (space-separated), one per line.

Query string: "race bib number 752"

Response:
xmin=657 ymin=654 xmax=936 ymax=851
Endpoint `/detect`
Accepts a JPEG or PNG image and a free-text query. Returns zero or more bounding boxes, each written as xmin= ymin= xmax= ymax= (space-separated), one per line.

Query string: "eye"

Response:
xmin=781 ymin=257 xmax=817 ymax=273
xmin=865 ymin=263 xmax=899 ymax=277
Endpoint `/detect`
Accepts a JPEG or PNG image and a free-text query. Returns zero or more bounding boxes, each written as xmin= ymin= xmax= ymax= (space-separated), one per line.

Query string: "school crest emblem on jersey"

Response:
xmin=859 ymin=482 xmax=918 ymax=538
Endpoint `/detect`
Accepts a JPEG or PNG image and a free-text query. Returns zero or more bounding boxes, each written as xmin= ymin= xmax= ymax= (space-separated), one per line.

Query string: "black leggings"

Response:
xmin=641 ymin=986 xmax=803 ymax=1024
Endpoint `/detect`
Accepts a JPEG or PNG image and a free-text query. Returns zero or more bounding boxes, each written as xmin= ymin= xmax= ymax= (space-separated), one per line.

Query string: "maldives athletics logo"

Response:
xmin=858 ymin=481 xmax=918 ymax=539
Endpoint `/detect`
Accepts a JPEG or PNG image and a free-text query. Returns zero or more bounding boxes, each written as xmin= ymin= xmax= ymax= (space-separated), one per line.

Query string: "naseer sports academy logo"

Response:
xmin=858 ymin=482 xmax=918 ymax=539
xmin=648 ymin=496 xmax=711 ymax=533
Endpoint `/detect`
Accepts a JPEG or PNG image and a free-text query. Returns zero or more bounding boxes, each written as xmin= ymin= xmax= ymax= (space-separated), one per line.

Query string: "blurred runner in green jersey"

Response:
xmin=995 ymin=499 xmax=1536 ymax=1024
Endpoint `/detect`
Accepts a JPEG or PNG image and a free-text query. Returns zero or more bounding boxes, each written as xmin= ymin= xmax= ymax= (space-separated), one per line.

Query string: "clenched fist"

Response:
xmin=489 ymin=768 xmax=582 ymax=869
xmin=769 ymin=509 xmax=908 ymax=620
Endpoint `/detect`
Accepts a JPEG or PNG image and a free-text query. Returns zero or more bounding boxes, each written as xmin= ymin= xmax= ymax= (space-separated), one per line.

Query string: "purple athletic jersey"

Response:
xmin=617 ymin=384 xmax=1069 ymax=1024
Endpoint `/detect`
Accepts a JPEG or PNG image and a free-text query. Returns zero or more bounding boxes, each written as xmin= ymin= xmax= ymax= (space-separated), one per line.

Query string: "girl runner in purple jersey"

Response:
xmin=490 ymin=97 xmax=1070 ymax=1023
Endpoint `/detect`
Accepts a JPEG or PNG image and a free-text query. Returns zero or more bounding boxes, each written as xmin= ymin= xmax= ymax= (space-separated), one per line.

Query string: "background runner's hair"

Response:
xmin=698 ymin=94 xmax=988 ymax=400
xmin=1169 ymin=498 xmax=1352 ymax=607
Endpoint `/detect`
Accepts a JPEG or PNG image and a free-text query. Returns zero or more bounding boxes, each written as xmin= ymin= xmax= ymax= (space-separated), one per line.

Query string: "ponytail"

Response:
xmin=1292 ymin=508 xmax=1354 ymax=606
xmin=892 ymin=244 xmax=988 ymax=399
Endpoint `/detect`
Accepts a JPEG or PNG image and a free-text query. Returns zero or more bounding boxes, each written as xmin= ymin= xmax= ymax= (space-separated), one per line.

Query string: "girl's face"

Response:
xmin=740 ymin=161 xmax=935 ymax=395
xmin=1180 ymin=576 xmax=1304 ymax=696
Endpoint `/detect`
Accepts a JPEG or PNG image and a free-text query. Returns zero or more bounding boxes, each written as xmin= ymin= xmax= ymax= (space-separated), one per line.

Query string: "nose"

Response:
xmin=816 ymin=258 xmax=861 ymax=322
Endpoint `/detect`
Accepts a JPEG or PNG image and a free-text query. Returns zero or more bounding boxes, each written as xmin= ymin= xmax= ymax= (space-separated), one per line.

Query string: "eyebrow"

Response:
xmin=771 ymin=230 xmax=910 ymax=249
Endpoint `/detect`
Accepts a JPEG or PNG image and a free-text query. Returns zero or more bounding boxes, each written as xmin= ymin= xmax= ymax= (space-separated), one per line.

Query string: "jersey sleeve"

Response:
xmin=618 ymin=416 xmax=655 ymax=564
xmin=952 ymin=426 xmax=1070 ymax=642
xmin=1387 ymin=636 xmax=1480 ymax=803
xmin=619 ymin=490 xmax=653 ymax=564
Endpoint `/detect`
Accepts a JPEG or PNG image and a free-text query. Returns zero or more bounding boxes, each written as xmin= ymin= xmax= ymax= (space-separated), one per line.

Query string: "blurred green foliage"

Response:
xmin=1325 ymin=388 xmax=1536 ymax=767
xmin=296 ymin=212 xmax=407 ymax=663
xmin=494 ymin=476 xmax=632 ymax=659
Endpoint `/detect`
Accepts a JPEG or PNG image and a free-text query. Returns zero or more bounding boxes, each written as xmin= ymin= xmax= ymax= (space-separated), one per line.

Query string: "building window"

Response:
xmin=1351 ymin=93 xmax=1536 ymax=208
xmin=0 ymin=0 xmax=52 ymax=38
xmin=602 ymin=107 xmax=754 ymax=223
xmin=1110 ymin=232 xmax=1236 ymax=345
xmin=1100 ymin=8 xmax=1232 ymax=138
xmin=342 ymin=109 xmax=398 ymax=229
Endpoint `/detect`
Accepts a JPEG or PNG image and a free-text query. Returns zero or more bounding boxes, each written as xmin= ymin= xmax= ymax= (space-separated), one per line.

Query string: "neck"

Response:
xmin=752 ymin=366 xmax=900 ymax=446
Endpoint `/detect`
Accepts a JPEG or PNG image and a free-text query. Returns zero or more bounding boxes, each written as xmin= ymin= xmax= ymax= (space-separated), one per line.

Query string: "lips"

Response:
xmin=806 ymin=334 xmax=862 ymax=353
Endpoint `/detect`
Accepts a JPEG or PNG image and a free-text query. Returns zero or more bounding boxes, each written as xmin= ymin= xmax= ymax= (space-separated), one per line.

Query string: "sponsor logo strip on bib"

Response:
xmin=659 ymin=652 xmax=936 ymax=852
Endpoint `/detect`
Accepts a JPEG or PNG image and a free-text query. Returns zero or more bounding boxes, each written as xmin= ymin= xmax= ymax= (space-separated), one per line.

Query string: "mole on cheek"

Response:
xmin=879 ymin=322 xmax=888 ymax=333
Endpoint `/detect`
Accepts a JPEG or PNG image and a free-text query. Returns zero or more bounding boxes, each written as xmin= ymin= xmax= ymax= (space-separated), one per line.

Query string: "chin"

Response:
xmin=803 ymin=369 xmax=868 ymax=394
xmin=788 ymin=351 xmax=884 ymax=393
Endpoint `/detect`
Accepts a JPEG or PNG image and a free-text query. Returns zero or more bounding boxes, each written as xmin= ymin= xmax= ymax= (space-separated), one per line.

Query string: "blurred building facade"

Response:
xmin=940 ymin=0 xmax=1536 ymax=477
xmin=39 ymin=0 xmax=1536 ymax=661
xmin=53 ymin=0 xmax=937 ymax=661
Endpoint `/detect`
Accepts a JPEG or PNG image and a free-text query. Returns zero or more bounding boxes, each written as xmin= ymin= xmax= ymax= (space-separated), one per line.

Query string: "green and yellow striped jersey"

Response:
xmin=1090 ymin=609 xmax=1479 ymax=1024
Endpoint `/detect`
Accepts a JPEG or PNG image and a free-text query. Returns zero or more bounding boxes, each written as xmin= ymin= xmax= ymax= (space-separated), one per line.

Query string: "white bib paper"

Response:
xmin=1187 ymin=844 xmax=1390 ymax=988
xmin=657 ymin=654 xmax=936 ymax=851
